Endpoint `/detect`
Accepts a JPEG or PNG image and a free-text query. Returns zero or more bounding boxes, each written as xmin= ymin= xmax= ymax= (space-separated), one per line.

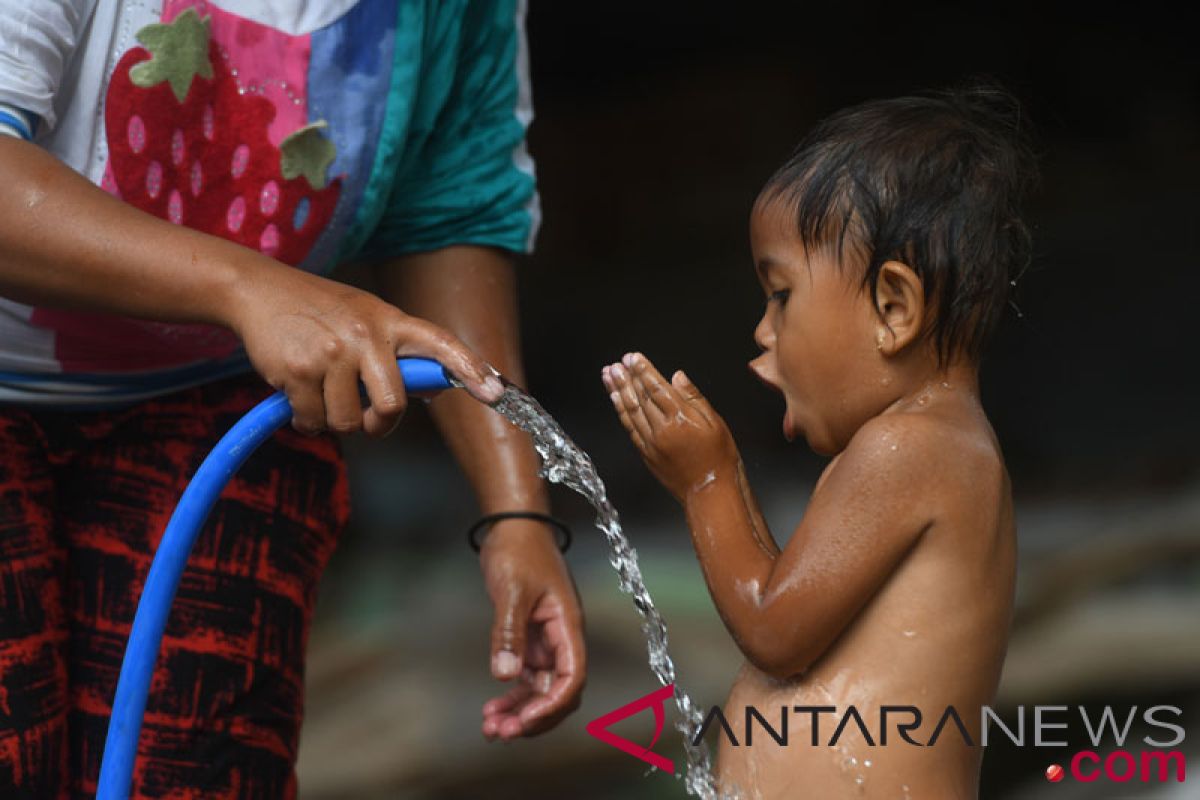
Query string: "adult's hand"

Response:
xmin=374 ymin=246 xmax=590 ymax=741
xmin=227 ymin=264 xmax=504 ymax=437
xmin=0 ymin=136 xmax=502 ymax=434
xmin=478 ymin=519 xmax=586 ymax=740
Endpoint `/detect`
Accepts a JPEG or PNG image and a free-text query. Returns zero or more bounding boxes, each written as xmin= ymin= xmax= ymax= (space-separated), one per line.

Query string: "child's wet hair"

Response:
xmin=759 ymin=81 xmax=1038 ymax=366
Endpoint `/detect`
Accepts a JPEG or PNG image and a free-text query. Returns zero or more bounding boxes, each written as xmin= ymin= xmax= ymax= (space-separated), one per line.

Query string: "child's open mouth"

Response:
xmin=748 ymin=360 xmax=781 ymax=395
xmin=748 ymin=362 xmax=798 ymax=441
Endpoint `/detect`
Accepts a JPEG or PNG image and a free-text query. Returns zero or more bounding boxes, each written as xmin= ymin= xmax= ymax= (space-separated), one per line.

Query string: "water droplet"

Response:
xmin=889 ymin=443 xmax=898 ymax=451
xmin=855 ymin=776 xmax=864 ymax=785
xmin=864 ymin=759 xmax=872 ymax=768
xmin=903 ymin=630 xmax=916 ymax=638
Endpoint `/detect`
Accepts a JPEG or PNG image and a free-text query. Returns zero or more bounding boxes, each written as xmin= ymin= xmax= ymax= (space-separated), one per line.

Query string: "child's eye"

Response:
xmin=768 ymin=289 xmax=790 ymax=306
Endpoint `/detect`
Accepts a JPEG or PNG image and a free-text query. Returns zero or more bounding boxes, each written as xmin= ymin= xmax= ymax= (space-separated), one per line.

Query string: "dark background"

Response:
xmin=518 ymin=1 xmax=1199 ymax=500
xmin=299 ymin=4 xmax=1200 ymax=798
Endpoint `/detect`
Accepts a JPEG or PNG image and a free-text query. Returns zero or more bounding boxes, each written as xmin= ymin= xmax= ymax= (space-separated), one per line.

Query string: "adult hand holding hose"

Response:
xmin=0 ymin=136 xmax=504 ymax=427
xmin=227 ymin=261 xmax=505 ymax=435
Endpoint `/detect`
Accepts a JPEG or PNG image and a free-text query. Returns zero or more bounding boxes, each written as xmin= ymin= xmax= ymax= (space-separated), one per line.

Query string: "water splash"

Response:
xmin=490 ymin=382 xmax=740 ymax=800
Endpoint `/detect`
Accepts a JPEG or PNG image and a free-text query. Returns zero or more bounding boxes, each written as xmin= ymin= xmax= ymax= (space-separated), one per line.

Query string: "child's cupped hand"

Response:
xmin=602 ymin=352 xmax=738 ymax=502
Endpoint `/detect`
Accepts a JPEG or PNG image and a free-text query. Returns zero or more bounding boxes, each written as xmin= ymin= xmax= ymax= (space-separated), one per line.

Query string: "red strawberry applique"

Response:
xmin=104 ymin=8 xmax=342 ymax=267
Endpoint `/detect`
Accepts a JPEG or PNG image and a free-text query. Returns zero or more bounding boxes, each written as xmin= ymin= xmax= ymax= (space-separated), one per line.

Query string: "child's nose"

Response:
xmin=753 ymin=313 xmax=775 ymax=351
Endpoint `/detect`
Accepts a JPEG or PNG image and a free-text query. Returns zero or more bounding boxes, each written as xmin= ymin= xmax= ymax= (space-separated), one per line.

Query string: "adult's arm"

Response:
xmin=0 ymin=136 xmax=504 ymax=428
xmin=376 ymin=246 xmax=586 ymax=741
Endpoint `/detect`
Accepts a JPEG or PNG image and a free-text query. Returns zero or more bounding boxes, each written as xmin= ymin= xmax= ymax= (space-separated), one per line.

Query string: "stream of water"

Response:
xmin=489 ymin=381 xmax=742 ymax=800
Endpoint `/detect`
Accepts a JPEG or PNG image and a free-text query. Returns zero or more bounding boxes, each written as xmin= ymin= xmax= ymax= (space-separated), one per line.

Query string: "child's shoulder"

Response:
xmin=818 ymin=400 xmax=1004 ymax=506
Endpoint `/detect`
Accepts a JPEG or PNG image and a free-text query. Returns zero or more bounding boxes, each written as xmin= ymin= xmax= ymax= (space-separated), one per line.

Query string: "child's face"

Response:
xmin=747 ymin=199 xmax=890 ymax=456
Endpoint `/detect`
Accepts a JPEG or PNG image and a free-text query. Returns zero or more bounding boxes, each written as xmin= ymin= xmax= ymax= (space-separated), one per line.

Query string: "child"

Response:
xmin=602 ymin=85 xmax=1034 ymax=798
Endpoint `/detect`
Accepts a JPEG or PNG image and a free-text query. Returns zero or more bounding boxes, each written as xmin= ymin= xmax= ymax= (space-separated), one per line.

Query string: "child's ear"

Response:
xmin=873 ymin=260 xmax=925 ymax=355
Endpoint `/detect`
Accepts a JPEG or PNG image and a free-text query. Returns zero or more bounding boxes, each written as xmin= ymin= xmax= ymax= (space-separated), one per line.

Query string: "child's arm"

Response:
xmin=604 ymin=353 xmax=936 ymax=680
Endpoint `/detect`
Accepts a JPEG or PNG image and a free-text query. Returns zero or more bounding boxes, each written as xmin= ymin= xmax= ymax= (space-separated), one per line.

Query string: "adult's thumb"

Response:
xmin=490 ymin=591 xmax=533 ymax=680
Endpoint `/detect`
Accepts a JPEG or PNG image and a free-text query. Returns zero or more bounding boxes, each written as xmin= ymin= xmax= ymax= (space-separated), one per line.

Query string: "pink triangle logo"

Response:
xmin=585 ymin=683 xmax=676 ymax=772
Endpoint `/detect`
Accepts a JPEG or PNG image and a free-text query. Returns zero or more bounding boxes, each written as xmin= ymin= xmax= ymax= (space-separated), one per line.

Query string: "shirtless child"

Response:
xmin=601 ymin=86 xmax=1035 ymax=798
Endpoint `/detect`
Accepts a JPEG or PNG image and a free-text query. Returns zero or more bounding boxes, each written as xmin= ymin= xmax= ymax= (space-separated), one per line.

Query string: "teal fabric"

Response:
xmin=352 ymin=0 xmax=537 ymax=261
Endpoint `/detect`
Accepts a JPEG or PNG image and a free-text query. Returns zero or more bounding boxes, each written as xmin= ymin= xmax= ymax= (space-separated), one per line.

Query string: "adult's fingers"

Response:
xmin=482 ymin=682 xmax=530 ymax=717
xmin=323 ymin=358 xmax=363 ymax=434
xmin=392 ymin=315 xmax=503 ymax=403
xmin=511 ymin=612 xmax=584 ymax=734
xmin=514 ymin=672 xmax=580 ymax=736
xmin=359 ymin=347 xmax=408 ymax=438
xmin=481 ymin=682 xmax=535 ymax=741
xmin=490 ymin=582 xmax=534 ymax=683
xmin=287 ymin=378 xmax=326 ymax=435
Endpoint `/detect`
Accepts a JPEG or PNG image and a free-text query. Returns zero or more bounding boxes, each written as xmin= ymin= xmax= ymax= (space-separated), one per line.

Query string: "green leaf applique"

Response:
xmin=129 ymin=9 xmax=214 ymax=103
xmin=280 ymin=121 xmax=337 ymax=190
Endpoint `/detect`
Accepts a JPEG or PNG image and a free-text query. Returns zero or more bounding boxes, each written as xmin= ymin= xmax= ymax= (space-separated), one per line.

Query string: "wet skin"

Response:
xmin=601 ymin=199 xmax=1016 ymax=798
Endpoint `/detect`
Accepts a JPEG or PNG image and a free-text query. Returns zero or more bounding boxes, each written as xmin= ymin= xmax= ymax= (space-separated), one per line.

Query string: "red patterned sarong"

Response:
xmin=0 ymin=373 xmax=349 ymax=798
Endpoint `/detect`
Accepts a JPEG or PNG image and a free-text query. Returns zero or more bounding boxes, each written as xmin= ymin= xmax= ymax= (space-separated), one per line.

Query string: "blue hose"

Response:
xmin=97 ymin=357 xmax=455 ymax=799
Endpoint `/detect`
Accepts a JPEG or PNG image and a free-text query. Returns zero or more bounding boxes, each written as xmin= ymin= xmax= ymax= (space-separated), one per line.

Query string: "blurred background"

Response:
xmin=297 ymin=2 xmax=1200 ymax=797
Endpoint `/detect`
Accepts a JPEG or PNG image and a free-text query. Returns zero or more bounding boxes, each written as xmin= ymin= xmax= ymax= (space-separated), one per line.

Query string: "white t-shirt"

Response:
xmin=0 ymin=0 xmax=539 ymax=405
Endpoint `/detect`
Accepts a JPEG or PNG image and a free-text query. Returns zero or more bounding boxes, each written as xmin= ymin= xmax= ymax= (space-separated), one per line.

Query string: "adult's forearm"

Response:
xmin=375 ymin=245 xmax=549 ymax=515
xmin=0 ymin=136 xmax=262 ymax=326
xmin=0 ymin=137 xmax=508 ymax=433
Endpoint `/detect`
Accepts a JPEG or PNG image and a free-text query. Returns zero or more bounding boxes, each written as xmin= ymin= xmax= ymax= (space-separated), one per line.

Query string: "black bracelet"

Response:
xmin=468 ymin=511 xmax=572 ymax=553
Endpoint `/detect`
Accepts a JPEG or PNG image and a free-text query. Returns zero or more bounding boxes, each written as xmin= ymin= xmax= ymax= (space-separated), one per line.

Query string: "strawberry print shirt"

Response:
xmin=0 ymin=0 xmax=539 ymax=405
